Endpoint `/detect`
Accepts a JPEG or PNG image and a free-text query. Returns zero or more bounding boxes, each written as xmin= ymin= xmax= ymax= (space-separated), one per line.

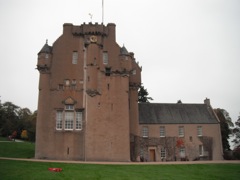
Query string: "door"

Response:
xmin=149 ymin=149 xmax=156 ymax=162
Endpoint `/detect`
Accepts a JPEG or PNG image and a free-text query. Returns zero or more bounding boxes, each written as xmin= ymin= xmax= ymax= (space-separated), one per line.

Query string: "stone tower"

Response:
xmin=35 ymin=23 xmax=141 ymax=161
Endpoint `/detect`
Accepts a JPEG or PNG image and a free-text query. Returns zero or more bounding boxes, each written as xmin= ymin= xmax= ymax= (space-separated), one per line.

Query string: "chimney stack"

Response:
xmin=204 ymin=98 xmax=210 ymax=106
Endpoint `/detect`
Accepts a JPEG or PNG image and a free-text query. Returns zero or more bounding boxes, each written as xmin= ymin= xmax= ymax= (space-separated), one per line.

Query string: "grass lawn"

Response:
xmin=0 ymin=160 xmax=240 ymax=180
xmin=0 ymin=136 xmax=8 ymax=141
xmin=0 ymin=138 xmax=240 ymax=179
xmin=0 ymin=140 xmax=35 ymax=158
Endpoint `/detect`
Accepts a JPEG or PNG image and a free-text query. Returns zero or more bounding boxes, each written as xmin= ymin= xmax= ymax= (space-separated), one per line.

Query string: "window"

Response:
xmin=56 ymin=111 xmax=63 ymax=130
xmin=65 ymin=111 xmax=74 ymax=130
xmin=197 ymin=126 xmax=202 ymax=136
xmin=105 ymin=67 xmax=111 ymax=76
xmin=178 ymin=126 xmax=184 ymax=137
xmin=132 ymin=69 xmax=136 ymax=75
xmin=72 ymin=51 xmax=78 ymax=64
xmin=56 ymin=104 xmax=83 ymax=131
xmin=161 ymin=148 xmax=166 ymax=158
xmin=76 ymin=111 xmax=83 ymax=130
xmin=71 ymin=79 xmax=76 ymax=90
xmin=142 ymin=127 xmax=148 ymax=137
xmin=160 ymin=126 xmax=165 ymax=137
xmin=103 ymin=51 xmax=108 ymax=64
xmin=189 ymin=136 xmax=193 ymax=142
xmin=179 ymin=147 xmax=185 ymax=158
xmin=199 ymin=145 xmax=204 ymax=156
xmin=65 ymin=79 xmax=70 ymax=86
xmin=65 ymin=105 xmax=74 ymax=110
xmin=58 ymin=84 xmax=64 ymax=90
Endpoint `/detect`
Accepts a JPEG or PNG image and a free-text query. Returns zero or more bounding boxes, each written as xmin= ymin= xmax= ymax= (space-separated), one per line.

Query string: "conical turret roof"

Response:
xmin=120 ymin=45 xmax=129 ymax=55
xmin=38 ymin=40 xmax=52 ymax=55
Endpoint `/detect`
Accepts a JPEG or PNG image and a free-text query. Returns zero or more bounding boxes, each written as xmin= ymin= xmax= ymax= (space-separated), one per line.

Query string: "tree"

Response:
xmin=21 ymin=130 xmax=28 ymax=139
xmin=214 ymin=109 xmax=234 ymax=152
xmin=232 ymin=114 xmax=240 ymax=147
xmin=0 ymin=101 xmax=36 ymax=141
xmin=138 ymin=85 xmax=153 ymax=103
xmin=0 ymin=102 xmax=20 ymax=137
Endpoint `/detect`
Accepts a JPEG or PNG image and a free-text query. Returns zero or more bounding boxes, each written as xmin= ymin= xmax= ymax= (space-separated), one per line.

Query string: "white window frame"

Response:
xmin=64 ymin=111 xmax=74 ymax=130
xmin=72 ymin=51 xmax=78 ymax=64
xmin=179 ymin=147 xmax=185 ymax=158
xmin=56 ymin=111 xmax=63 ymax=130
xmin=76 ymin=111 xmax=83 ymax=130
xmin=160 ymin=126 xmax=165 ymax=137
xmin=103 ymin=51 xmax=108 ymax=65
xmin=65 ymin=105 xmax=74 ymax=110
xmin=199 ymin=144 xmax=204 ymax=156
xmin=197 ymin=126 xmax=202 ymax=136
xmin=142 ymin=126 xmax=149 ymax=138
xmin=178 ymin=126 xmax=184 ymax=137
xmin=56 ymin=105 xmax=84 ymax=131
xmin=161 ymin=148 xmax=166 ymax=158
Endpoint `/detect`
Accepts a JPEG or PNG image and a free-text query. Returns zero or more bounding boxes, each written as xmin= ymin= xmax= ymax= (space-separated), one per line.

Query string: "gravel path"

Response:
xmin=1 ymin=157 xmax=240 ymax=165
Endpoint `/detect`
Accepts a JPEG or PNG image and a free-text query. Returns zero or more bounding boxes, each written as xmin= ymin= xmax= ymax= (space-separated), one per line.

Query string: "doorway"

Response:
xmin=149 ymin=149 xmax=156 ymax=162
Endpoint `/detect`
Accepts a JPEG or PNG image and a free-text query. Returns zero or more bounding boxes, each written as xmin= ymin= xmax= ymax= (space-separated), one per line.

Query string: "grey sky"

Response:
xmin=0 ymin=0 xmax=239 ymax=124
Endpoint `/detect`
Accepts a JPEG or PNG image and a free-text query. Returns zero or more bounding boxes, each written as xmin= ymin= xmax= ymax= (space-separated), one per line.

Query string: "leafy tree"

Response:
xmin=214 ymin=109 xmax=233 ymax=151
xmin=138 ymin=85 xmax=153 ymax=103
xmin=21 ymin=130 xmax=28 ymax=139
xmin=232 ymin=114 xmax=240 ymax=147
xmin=0 ymin=102 xmax=20 ymax=137
xmin=0 ymin=101 xmax=36 ymax=141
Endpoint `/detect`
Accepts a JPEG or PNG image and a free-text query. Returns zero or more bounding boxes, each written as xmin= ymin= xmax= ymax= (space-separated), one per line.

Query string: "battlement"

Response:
xmin=63 ymin=22 xmax=116 ymax=37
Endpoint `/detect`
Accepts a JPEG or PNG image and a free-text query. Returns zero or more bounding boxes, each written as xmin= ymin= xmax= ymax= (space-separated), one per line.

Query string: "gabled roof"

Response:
xmin=38 ymin=41 xmax=52 ymax=55
xmin=139 ymin=103 xmax=219 ymax=124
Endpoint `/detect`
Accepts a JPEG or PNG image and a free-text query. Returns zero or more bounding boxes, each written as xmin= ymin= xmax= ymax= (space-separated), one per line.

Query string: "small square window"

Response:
xmin=58 ymin=84 xmax=64 ymax=90
xmin=65 ymin=79 xmax=70 ymax=86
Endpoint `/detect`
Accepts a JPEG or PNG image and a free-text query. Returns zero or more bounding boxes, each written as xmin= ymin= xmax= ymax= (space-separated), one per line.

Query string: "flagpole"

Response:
xmin=102 ymin=0 xmax=104 ymax=24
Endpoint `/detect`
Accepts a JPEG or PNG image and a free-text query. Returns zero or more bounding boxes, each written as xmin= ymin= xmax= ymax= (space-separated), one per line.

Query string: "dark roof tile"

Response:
xmin=139 ymin=103 xmax=218 ymax=124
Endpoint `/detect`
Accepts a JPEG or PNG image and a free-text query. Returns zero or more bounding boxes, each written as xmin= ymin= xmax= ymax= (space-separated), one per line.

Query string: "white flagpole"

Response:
xmin=102 ymin=0 xmax=104 ymax=24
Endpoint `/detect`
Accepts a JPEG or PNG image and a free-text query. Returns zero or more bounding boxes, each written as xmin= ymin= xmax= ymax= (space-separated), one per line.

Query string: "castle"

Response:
xmin=35 ymin=22 xmax=223 ymax=161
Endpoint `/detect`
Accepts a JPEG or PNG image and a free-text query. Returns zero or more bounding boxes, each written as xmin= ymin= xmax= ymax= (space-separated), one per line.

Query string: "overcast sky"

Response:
xmin=0 ymin=0 xmax=239 ymax=123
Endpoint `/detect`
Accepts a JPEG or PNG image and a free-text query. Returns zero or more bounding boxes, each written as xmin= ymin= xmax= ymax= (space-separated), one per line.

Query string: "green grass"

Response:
xmin=0 ymin=138 xmax=240 ymax=179
xmin=0 ymin=136 xmax=8 ymax=141
xmin=0 ymin=141 xmax=35 ymax=158
xmin=0 ymin=160 xmax=239 ymax=180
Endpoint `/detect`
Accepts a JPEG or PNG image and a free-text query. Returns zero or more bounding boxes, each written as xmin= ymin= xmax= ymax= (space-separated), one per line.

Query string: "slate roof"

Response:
xmin=120 ymin=45 xmax=129 ymax=55
xmin=38 ymin=42 xmax=52 ymax=55
xmin=139 ymin=103 xmax=219 ymax=124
